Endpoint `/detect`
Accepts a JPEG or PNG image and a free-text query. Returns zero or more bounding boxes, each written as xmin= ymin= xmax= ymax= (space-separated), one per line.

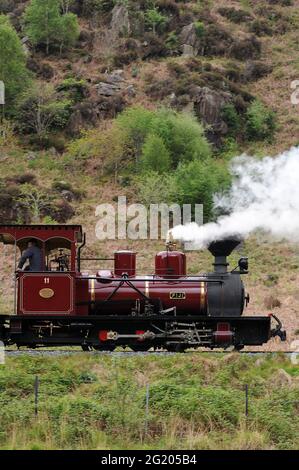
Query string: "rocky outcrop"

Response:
xmin=179 ymin=23 xmax=200 ymax=55
xmin=96 ymin=70 xmax=125 ymax=97
xmin=96 ymin=82 xmax=120 ymax=97
xmin=182 ymin=44 xmax=195 ymax=57
xmin=111 ymin=4 xmax=131 ymax=37
xmin=193 ymin=86 xmax=232 ymax=145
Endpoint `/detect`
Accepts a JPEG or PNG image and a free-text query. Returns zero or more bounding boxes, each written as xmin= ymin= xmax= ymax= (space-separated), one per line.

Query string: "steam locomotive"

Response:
xmin=0 ymin=224 xmax=286 ymax=351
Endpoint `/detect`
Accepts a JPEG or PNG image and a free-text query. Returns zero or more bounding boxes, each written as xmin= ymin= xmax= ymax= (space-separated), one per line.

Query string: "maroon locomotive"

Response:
xmin=0 ymin=224 xmax=286 ymax=351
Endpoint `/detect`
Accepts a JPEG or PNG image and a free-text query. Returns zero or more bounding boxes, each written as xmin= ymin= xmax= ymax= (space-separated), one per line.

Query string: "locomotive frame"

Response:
xmin=0 ymin=224 xmax=286 ymax=351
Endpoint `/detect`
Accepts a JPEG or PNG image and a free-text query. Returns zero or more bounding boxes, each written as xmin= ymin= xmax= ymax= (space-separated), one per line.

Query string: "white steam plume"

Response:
xmin=171 ymin=147 xmax=299 ymax=249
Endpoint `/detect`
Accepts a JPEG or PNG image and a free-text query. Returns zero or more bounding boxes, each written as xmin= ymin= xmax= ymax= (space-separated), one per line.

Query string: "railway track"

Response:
xmin=3 ymin=349 xmax=297 ymax=357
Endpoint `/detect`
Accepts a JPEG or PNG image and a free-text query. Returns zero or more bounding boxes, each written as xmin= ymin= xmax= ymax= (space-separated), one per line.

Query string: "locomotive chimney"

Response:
xmin=208 ymin=238 xmax=241 ymax=273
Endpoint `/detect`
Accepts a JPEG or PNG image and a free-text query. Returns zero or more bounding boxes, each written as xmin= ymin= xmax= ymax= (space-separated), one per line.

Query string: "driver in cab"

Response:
xmin=17 ymin=239 xmax=43 ymax=272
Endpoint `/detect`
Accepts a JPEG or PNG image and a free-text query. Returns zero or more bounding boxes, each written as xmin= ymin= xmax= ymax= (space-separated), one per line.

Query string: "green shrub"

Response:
xmin=133 ymin=171 xmax=177 ymax=205
xmin=17 ymin=82 xmax=72 ymax=137
xmin=0 ymin=15 xmax=31 ymax=111
xmin=245 ymin=100 xmax=276 ymax=141
xmin=194 ymin=21 xmax=205 ymax=38
xmin=221 ymin=103 xmax=241 ymax=136
xmin=141 ymin=134 xmax=171 ymax=173
xmin=165 ymin=31 xmax=178 ymax=51
xmin=174 ymin=158 xmax=232 ymax=221
xmin=145 ymin=7 xmax=168 ymax=34
xmin=57 ymin=77 xmax=87 ymax=102
xmin=150 ymin=110 xmax=211 ymax=167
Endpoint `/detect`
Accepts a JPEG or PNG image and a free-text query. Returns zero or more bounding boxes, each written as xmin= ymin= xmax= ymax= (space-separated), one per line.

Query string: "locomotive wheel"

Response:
xmin=165 ymin=344 xmax=186 ymax=353
xmin=93 ymin=344 xmax=116 ymax=352
xmin=130 ymin=343 xmax=151 ymax=352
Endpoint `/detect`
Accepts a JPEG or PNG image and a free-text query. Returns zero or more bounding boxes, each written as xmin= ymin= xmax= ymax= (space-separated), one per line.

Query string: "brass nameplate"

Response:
xmin=170 ymin=292 xmax=186 ymax=300
xmin=39 ymin=288 xmax=54 ymax=299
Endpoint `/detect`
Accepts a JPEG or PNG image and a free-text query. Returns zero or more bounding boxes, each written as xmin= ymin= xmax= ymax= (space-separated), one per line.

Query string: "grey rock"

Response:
xmin=125 ymin=84 xmax=136 ymax=97
xmin=105 ymin=69 xmax=125 ymax=84
xmin=193 ymin=86 xmax=231 ymax=132
xmin=182 ymin=44 xmax=195 ymax=57
xmin=111 ymin=4 xmax=130 ymax=37
xmin=96 ymin=82 xmax=120 ymax=96
xmin=179 ymin=23 xmax=199 ymax=54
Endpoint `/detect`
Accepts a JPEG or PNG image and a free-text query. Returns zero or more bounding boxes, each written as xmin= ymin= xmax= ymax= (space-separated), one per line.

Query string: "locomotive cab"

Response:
xmin=0 ymin=225 xmax=83 ymax=316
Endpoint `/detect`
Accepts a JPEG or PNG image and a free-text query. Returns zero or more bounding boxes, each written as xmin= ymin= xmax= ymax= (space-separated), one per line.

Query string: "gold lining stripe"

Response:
xmin=199 ymin=281 xmax=206 ymax=312
xmin=145 ymin=280 xmax=150 ymax=297
xmin=90 ymin=279 xmax=95 ymax=302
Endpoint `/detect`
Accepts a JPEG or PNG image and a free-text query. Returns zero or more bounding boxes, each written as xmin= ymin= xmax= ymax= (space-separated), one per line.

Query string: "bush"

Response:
xmin=229 ymin=36 xmax=261 ymax=61
xmin=57 ymin=77 xmax=88 ymax=102
xmin=174 ymin=158 xmax=231 ymax=221
xmin=0 ymin=15 xmax=31 ymax=111
xmin=17 ymin=82 xmax=72 ymax=137
xmin=245 ymin=100 xmax=276 ymax=141
xmin=221 ymin=104 xmax=241 ymax=137
xmin=116 ymin=107 xmax=211 ymax=169
xmin=165 ymin=31 xmax=178 ymax=52
xmin=140 ymin=134 xmax=171 ymax=173
xmin=218 ymin=7 xmax=252 ymax=23
xmin=249 ymin=19 xmax=273 ymax=36
xmin=145 ymin=7 xmax=168 ymax=34
xmin=133 ymin=171 xmax=177 ymax=206
xmin=194 ymin=21 xmax=205 ymax=38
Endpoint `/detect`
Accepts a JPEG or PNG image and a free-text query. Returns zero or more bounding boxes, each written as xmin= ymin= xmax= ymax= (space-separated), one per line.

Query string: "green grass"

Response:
xmin=0 ymin=353 xmax=298 ymax=450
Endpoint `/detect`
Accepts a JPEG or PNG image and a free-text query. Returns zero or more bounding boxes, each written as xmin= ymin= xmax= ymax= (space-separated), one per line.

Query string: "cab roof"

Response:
xmin=0 ymin=225 xmax=83 ymax=245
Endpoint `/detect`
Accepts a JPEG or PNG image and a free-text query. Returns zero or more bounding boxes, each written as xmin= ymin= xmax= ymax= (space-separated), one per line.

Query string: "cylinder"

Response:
xmin=155 ymin=251 xmax=186 ymax=278
xmin=114 ymin=251 xmax=136 ymax=277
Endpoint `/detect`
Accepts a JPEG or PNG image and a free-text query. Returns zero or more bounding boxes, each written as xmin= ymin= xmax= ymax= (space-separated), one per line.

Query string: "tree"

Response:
xmin=116 ymin=106 xmax=154 ymax=163
xmin=18 ymin=184 xmax=52 ymax=223
xmin=24 ymin=0 xmax=79 ymax=54
xmin=245 ymin=99 xmax=276 ymax=141
xmin=134 ymin=171 xmax=177 ymax=206
xmin=57 ymin=12 xmax=80 ymax=54
xmin=174 ymin=158 xmax=231 ymax=221
xmin=17 ymin=82 xmax=72 ymax=138
xmin=141 ymin=134 xmax=171 ymax=173
xmin=0 ymin=15 xmax=31 ymax=110
xmin=145 ymin=7 xmax=167 ymax=34
xmin=150 ymin=110 xmax=212 ymax=167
